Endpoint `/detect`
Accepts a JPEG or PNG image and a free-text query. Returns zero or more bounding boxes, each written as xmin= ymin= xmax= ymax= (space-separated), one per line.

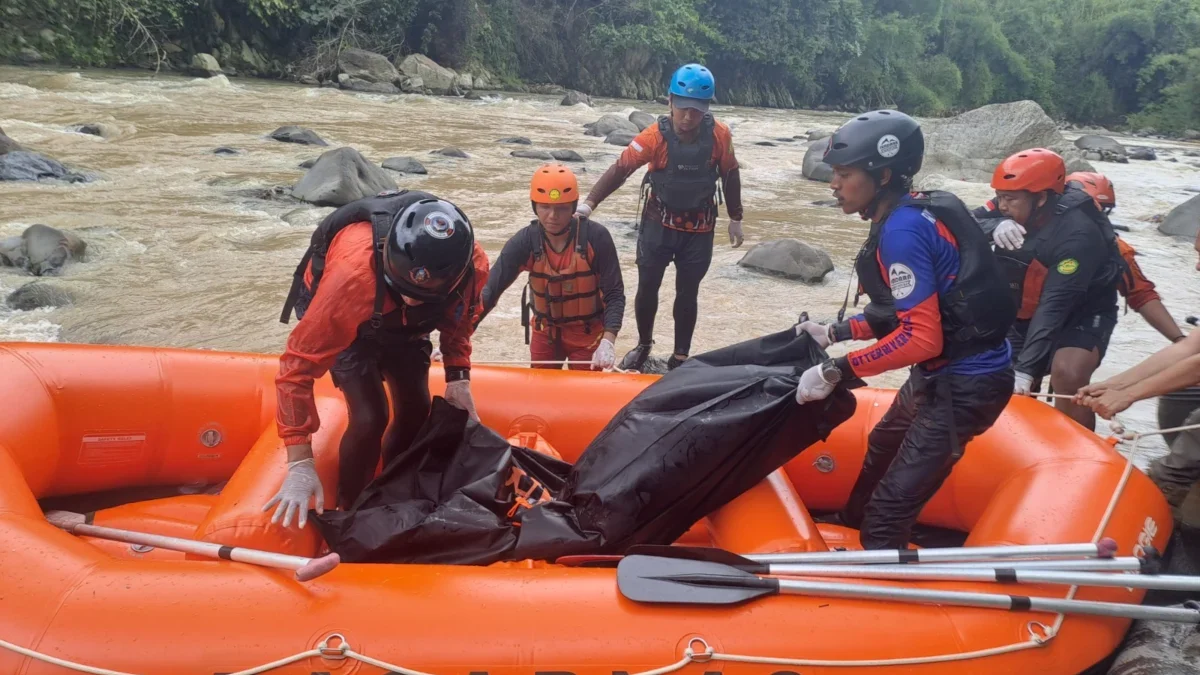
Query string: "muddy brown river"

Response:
xmin=3 ymin=65 xmax=1200 ymax=458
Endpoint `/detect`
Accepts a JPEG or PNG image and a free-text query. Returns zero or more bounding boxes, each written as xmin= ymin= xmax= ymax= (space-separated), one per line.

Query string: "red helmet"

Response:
xmin=1066 ymin=171 xmax=1116 ymax=209
xmin=991 ymin=148 xmax=1066 ymax=194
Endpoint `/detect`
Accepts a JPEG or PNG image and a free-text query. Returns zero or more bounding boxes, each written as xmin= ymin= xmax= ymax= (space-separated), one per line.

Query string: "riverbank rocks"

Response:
xmin=6 ymin=282 xmax=74 ymax=311
xmin=629 ymin=111 xmax=657 ymax=131
xmin=1106 ymin=609 xmax=1200 ymax=674
xmin=1129 ymin=147 xmax=1158 ymax=161
xmin=802 ymin=141 xmax=833 ymax=183
xmin=1158 ymin=194 xmax=1200 ymax=239
xmin=738 ymin=239 xmax=834 ymax=282
xmin=0 ymin=224 xmax=88 ymax=276
xmin=511 ymin=149 xmax=554 ymax=160
xmin=338 ymin=48 xmax=399 ymax=85
xmin=431 ymin=147 xmax=469 ymax=158
xmin=340 ymin=77 xmax=399 ymax=94
xmin=270 ymin=126 xmax=328 ymax=146
xmin=190 ymin=53 xmax=223 ymax=78
xmin=551 ymin=150 xmax=584 ymax=162
xmin=212 ymin=147 xmax=241 ymax=155
xmin=808 ymin=129 xmax=833 ymax=142
xmin=605 ymin=131 xmax=636 ymax=146
xmin=561 ymin=90 xmax=592 ymax=106
xmin=920 ymin=100 xmax=1086 ymax=182
xmin=399 ymin=54 xmax=458 ymax=94
xmin=498 ymin=137 xmax=532 ymax=145
xmin=0 ymin=127 xmax=24 ymax=155
xmin=0 ymin=151 xmax=88 ymax=183
xmin=585 ymin=114 xmax=638 ymax=137
xmin=292 ymin=147 xmax=397 ymax=207
xmin=1074 ymin=135 xmax=1128 ymax=162
xmin=381 ymin=157 xmax=427 ymax=174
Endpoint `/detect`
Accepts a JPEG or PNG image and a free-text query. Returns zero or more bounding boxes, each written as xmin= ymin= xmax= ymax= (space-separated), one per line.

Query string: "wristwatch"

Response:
xmin=819 ymin=358 xmax=843 ymax=385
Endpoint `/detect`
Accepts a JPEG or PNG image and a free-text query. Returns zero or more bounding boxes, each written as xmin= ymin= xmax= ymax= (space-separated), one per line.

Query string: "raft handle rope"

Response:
xmin=5 ymin=426 xmax=1200 ymax=674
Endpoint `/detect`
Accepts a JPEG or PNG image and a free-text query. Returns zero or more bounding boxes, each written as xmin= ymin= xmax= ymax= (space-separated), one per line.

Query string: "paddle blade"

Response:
xmin=617 ymin=555 xmax=778 ymax=606
xmin=626 ymin=544 xmax=766 ymax=572
xmin=295 ymin=552 xmax=340 ymax=582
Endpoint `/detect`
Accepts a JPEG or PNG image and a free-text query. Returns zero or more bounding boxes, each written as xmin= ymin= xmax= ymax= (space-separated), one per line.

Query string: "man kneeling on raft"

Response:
xmin=268 ymin=190 xmax=489 ymax=527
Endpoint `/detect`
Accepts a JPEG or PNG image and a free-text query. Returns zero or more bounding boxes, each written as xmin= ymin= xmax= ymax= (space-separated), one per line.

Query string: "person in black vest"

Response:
xmin=980 ymin=149 xmax=1125 ymax=430
xmin=267 ymin=191 xmax=489 ymax=526
xmin=793 ymin=110 xmax=1016 ymax=550
xmin=577 ymin=63 xmax=743 ymax=372
xmin=478 ymin=164 xmax=626 ymax=370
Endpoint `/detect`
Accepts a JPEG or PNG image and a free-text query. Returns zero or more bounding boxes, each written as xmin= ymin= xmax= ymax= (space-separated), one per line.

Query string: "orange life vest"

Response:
xmin=525 ymin=219 xmax=603 ymax=332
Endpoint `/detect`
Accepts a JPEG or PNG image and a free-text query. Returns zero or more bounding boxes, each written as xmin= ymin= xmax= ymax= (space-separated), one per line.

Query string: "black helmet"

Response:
xmin=383 ymin=198 xmax=474 ymax=303
xmin=823 ymin=110 xmax=924 ymax=182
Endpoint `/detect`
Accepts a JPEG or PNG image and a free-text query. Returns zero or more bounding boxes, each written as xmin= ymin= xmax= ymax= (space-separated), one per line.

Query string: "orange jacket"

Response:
xmin=1116 ymin=237 xmax=1160 ymax=311
xmin=275 ymin=221 xmax=489 ymax=446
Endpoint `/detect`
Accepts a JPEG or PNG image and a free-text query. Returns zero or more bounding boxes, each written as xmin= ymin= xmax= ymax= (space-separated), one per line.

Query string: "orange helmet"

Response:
xmin=991 ymin=148 xmax=1066 ymax=194
xmin=1066 ymin=171 xmax=1116 ymax=209
xmin=530 ymin=164 xmax=579 ymax=205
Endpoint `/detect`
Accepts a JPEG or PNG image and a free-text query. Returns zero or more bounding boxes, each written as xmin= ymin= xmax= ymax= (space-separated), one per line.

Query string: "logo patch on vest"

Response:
xmin=424 ymin=212 xmax=455 ymax=239
xmin=877 ymin=134 xmax=901 ymax=159
xmin=888 ymin=263 xmax=916 ymax=299
xmin=1056 ymin=258 xmax=1080 ymax=275
xmin=631 ymin=140 xmax=644 ymax=152
xmin=410 ymin=267 xmax=430 ymax=284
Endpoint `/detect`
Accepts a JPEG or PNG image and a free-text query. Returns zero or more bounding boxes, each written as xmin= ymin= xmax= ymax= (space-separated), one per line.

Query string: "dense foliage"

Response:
xmin=3 ymin=0 xmax=1200 ymax=131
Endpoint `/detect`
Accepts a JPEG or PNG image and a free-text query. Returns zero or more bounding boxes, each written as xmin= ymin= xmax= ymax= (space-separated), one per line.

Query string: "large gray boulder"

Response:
xmin=511 ymin=150 xmax=555 ymax=160
xmin=431 ymin=147 xmax=469 ymax=158
xmin=561 ymin=90 xmax=592 ymax=106
xmin=629 ymin=111 xmax=657 ymax=131
xmin=339 ymin=48 xmax=400 ymax=84
xmin=1158 ymin=194 xmax=1200 ymax=239
xmin=381 ymin=157 xmax=428 ymax=174
xmin=1106 ymin=609 xmax=1200 ymax=674
xmin=738 ymin=239 xmax=834 ymax=282
xmin=551 ymin=150 xmax=584 ymax=162
xmin=6 ymin=282 xmax=74 ymax=311
xmin=920 ymin=100 xmax=1076 ymax=182
xmin=20 ymin=224 xmax=86 ymax=276
xmin=802 ymin=141 xmax=833 ymax=183
xmin=585 ymin=114 xmax=638 ymax=138
xmin=190 ymin=53 xmax=222 ymax=78
xmin=605 ymin=130 xmax=636 ymax=147
xmin=0 ymin=151 xmax=88 ymax=182
xmin=398 ymin=54 xmax=458 ymax=94
xmin=270 ymin=126 xmax=328 ymax=146
xmin=292 ymin=147 xmax=397 ymax=206
xmin=1129 ymin=147 xmax=1158 ymax=161
xmin=1075 ymin=135 xmax=1126 ymax=157
xmin=340 ymin=77 xmax=399 ymax=94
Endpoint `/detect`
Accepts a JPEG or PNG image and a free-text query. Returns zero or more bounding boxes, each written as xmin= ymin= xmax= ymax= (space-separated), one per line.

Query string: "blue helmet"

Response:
xmin=668 ymin=64 xmax=715 ymax=100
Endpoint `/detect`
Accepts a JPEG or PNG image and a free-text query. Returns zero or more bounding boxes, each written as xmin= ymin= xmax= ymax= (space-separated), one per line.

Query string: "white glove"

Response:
xmin=431 ymin=348 xmax=443 ymax=362
xmin=728 ymin=220 xmax=744 ymax=248
xmin=591 ymin=338 xmax=616 ymax=370
xmin=1014 ymin=371 xmax=1034 ymax=395
xmin=262 ymin=458 xmax=324 ymax=529
xmin=445 ymin=380 xmax=479 ymax=420
xmin=993 ymin=219 xmax=1026 ymax=250
xmin=796 ymin=364 xmax=837 ymax=405
xmin=575 ymin=203 xmax=593 ymax=220
xmin=795 ymin=321 xmax=831 ymax=349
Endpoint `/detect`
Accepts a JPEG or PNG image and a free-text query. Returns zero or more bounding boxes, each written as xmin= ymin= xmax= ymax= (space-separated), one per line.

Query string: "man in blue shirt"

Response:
xmin=794 ymin=110 xmax=1017 ymax=549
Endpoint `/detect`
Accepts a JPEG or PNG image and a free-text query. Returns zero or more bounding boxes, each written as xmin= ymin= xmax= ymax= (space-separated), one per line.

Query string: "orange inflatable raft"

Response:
xmin=0 ymin=343 xmax=1173 ymax=675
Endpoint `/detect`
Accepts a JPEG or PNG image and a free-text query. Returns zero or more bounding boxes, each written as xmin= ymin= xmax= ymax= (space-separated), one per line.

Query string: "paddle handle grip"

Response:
xmin=776 ymin=578 xmax=1200 ymax=623
xmin=46 ymin=511 xmax=338 ymax=581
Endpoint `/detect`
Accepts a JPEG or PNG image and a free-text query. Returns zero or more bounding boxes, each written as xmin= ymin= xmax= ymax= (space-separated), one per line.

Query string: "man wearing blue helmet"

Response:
xmin=577 ymin=63 xmax=744 ymax=372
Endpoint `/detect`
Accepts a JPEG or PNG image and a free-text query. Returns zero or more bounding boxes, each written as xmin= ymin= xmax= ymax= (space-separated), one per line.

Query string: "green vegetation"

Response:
xmin=3 ymin=0 xmax=1200 ymax=132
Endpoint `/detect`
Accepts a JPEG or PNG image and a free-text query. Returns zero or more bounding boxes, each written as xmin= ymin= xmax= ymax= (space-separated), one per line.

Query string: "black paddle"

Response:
xmin=615 ymin=555 xmax=1200 ymax=622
